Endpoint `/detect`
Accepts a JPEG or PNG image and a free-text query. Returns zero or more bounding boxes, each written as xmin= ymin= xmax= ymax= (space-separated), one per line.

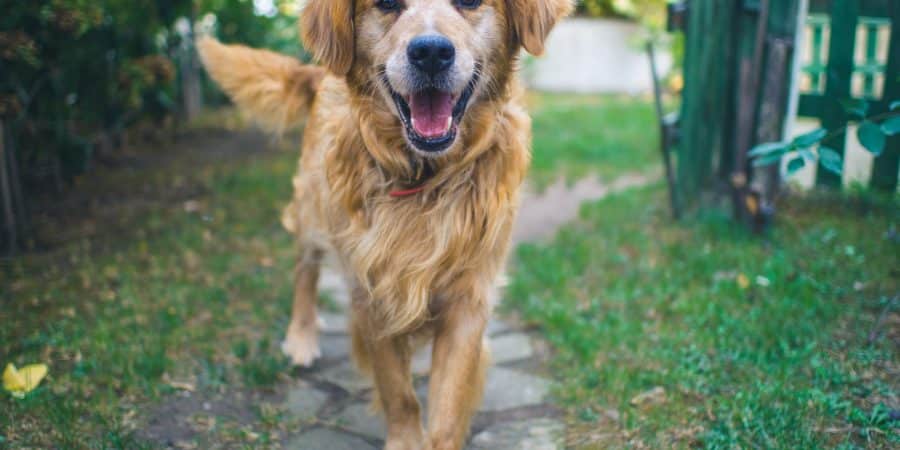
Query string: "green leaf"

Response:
xmin=749 ymin=141 xmax=790 ymax=157
xmin=752 ymin=152 xmax=784 ymax=167
xmin=792 ymin=128 xmax=828 ymax=148
xmin=840 ymin=98 xmax=869 ymax=119
xmin=818 ymin=147 xmax=843 ymax=175
xmin=798 ymin=148 xmax=816 ymax=162
xmin=891 ymin=100 xmax=900 ymax=111
xmin=857 ymin=121 xmax=886 ymax=155
xmin=785 ymin=157 xmax=806 ymax=176
xmin=881 ymin=115 xmax=900 ymax=136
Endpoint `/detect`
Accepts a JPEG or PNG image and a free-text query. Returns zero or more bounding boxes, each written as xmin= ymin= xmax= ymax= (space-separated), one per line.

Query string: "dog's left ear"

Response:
xmin=507 ymin=0 xmax=574 ymax=56
xmin=301 ymin=0 xmax=355 ymax=75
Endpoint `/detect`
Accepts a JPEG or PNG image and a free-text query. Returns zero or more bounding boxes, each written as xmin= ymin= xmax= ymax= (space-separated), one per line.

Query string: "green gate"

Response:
xmin=674 ymin=0 xmax=899 ymax=219
xmin=798 ymin=0 xmax=898 ymax=189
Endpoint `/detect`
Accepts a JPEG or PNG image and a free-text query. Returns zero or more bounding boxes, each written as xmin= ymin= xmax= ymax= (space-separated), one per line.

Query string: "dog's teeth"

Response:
xmin=445 ymin=117 xmax=452 ymax=130
xmin=411 ymin=118 xmax=417 ymax=129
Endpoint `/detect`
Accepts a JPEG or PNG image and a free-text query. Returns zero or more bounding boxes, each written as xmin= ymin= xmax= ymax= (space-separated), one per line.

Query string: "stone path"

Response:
xmin=282 ymin=270 xmax=559 ymax=450
xmin=280 ymin=173 xmax=656 ymax=449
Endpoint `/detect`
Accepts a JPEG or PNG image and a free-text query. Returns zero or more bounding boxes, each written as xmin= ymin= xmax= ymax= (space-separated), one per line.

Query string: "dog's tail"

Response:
xmin=196 ymin=37 xmax=326 ymax=134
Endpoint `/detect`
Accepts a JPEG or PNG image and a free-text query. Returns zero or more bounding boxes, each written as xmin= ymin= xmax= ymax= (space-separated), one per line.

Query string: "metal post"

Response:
xmin=647 ymin=43 xmax=681 ymax=220
xmin=0 ymin=121 xmax=17 ymax=255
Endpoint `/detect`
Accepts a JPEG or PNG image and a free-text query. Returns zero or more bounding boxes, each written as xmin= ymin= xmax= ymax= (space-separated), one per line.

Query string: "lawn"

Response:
xmin=1 ymin=131 xmax=303 ymax=448
xmin=1 ymin=93 xmax=650 ymax=448
xmin=2 ymin=93 xmax=897 ymax=449
xmin=508 ymin=186 xmax=899 ymax=448
xmin=527 ymin=93 xmax=660 ymax=186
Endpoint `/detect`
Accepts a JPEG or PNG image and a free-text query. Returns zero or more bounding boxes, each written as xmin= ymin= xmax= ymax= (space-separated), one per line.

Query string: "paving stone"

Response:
xmin=467 ymin=417 xmax=563 ymax=450
xmin=285 ymin=427 xmax=376 ymax=450
xmin=285 ymin=384 xmax=329 ymax=420
xmin=319 ymin=269 xmax=351 ymax=308
xmin=489 ymin=333 xmax=534 ymax=364
xmin=320 ymin=334 xmax=350 ymax=360
xmin=319 ymin=312 xmax=349 ymax=335
xmin=411 ymin=344 xmax=432 ymax=376
xmin=486 ymin=319 xmax=513 ymax=336
xmin=335 ymin=402 xmax=385 ymax=440
xmin=315 ymin=362 xmax=371 ymax=393
xmin=480 ymin=367 xmax=550 ymax=412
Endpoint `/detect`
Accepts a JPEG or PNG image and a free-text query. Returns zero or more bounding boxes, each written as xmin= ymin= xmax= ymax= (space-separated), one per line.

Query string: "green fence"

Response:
xmin=675 ymin=0 xmax=898 ymax=220
xmin=798 ymin=0 xmax=899 ymax=189
xmin=676 ymin=0 xmax=803 ymax=218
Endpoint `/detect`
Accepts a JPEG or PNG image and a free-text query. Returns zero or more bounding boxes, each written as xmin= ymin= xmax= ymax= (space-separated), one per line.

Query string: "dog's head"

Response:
xmin=303 ymin=0 xmax=572 ymax=156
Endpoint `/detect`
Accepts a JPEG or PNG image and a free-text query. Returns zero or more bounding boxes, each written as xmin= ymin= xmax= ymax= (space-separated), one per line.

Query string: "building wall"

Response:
xmin=525 ymin=18 xmax=673 ymax=94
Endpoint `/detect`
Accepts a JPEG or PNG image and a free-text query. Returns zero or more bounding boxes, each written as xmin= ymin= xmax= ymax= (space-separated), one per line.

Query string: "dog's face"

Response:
xmin=362 ymin=0 xmax=499 ymax=155
xmin=302 ymin=0 xmax=572 ymax=156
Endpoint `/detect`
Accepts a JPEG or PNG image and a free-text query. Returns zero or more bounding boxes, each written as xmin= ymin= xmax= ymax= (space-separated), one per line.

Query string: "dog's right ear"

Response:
xmin=301 ymin=0 xmax=355 ymax=76
xmin=507 ymin=0 xmax=573 ymax=56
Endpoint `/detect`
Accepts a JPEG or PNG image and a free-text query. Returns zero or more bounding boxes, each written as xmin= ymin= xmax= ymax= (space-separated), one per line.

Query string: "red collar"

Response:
xmin=389 ymin=160 xmax=434 ymax=198
xmin=389 ymin=185 xmax=427 ymax=198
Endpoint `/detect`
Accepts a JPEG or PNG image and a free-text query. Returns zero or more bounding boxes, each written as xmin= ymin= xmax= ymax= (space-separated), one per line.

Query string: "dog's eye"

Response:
xmin=454 ymin=0 xmax=482 ymax=9
xmin=376 ymin=0 xmax=402 ymax=12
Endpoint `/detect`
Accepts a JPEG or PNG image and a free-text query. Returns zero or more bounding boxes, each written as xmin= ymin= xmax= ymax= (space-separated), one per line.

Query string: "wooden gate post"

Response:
xmin=0 ymin=121 xmax=17 ymax=255
xmin=677 ymin=0 xmax=742 ymax=203
xmin=870 ymin=0 xmax=900 ymax=192
xmin=816 ymin=0 xmax=859 ymax=188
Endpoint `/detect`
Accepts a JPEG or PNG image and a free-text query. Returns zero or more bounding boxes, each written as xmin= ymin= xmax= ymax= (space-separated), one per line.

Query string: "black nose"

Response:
xmin=407 ymin=35 xmax=455 ymax=76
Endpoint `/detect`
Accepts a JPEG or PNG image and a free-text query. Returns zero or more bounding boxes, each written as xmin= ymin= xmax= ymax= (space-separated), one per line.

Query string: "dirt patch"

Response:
xmin=19 ymin=126 xmax=292 ymax=256
xmin=512 ymin=172 xmax=657 ymax=244
xmin=138 ymin=386 xmax=288 ymax=448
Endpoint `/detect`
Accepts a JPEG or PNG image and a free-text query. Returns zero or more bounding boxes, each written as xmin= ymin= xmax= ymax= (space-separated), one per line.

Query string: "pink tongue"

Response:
xmin=409 ymin=91 xmax=454 ymax=138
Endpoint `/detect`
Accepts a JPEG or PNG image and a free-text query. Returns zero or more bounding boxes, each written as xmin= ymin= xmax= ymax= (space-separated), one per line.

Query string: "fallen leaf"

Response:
xmin=4 ymin=363 xmax=49 ymax=397
xmin=736 ymin=273 xmax=750 ymax=289
xmin=167 ymin=380 xmax=196 ymax=392
xmin=630 ymin=386 xmax=666 ymax=406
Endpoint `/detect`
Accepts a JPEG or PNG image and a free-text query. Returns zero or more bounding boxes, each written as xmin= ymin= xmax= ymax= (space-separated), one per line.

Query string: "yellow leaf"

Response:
xmin=4 ymin=363 xmax=48 ymax=396
xmin=736 ymin=273 xmax=750 ymax=290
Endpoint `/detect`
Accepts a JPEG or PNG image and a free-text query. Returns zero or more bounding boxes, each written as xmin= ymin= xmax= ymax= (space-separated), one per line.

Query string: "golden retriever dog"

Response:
xmin=198 ymin=1 xmax=572 ymax=448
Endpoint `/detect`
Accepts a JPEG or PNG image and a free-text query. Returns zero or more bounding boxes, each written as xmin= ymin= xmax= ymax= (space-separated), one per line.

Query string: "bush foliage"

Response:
xmin=0 ymin=0 xmax=299 ymax=186
xmin=578 ymin=0 xmax=668 ymax=26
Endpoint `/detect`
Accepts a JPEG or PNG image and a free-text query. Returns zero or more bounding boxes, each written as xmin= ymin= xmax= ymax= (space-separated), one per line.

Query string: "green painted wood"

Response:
xmin=808 ymin=17 xmax=826 ymax=92
xmin=863 ymin=22 xmax=879 ymax=97
xmin=812 ymin=0 xmax=890 ymax=17
xmin=870 ymin=0 xmax=899 ymax=191
xmin=677 ymin=0 xmax=741 ymax=203
xmin=798 ymin=94 xmax=826 ymax=117
xmin=816 ymin=0 xmax=859 ymax=187
xmin=677 ymin=0 xmax=801 ymax=211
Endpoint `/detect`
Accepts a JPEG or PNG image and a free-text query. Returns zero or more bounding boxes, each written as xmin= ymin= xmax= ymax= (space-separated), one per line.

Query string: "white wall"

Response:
xmin=525 ymin=18 xmax=672 ymax=94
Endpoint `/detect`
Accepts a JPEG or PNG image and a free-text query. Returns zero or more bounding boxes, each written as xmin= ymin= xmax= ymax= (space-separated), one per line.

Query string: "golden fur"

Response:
xmin=199 ymin=1 xmax=572 ymax=448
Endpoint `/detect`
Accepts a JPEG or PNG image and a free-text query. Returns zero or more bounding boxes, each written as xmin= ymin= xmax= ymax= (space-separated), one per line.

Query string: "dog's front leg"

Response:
xmin=427 ymin=299 xmax=490 ymax=450
xmin=368 ymin=333 xmax=427 ymax=450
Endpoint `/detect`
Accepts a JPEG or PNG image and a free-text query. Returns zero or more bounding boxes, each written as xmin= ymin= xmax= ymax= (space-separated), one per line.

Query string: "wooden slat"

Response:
xmin=0 ymin=121 xmax=16 ymax=255
xmin=870 ymin=0 xmax=899 ymax=191
xmin=859 ymin=0 xmax=891 ymax=18
xmin=798 ymin=94 xmax=826 ymax=117
xmin=816 ymin=0 xmax=859 ymax=187
xmin=677 ymin=0 xmax=741 ymax=202
xmin=809 ymin=0 xmax=829 ymax=15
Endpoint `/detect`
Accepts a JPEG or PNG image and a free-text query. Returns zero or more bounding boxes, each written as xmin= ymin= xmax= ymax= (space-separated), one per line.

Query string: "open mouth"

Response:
xmin=383 ymin=68 xmax=480 ymax=153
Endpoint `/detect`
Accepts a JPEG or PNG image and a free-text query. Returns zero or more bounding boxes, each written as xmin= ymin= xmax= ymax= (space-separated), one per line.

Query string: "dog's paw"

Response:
xmin=281 ymin=327 xmax=321 ymax=367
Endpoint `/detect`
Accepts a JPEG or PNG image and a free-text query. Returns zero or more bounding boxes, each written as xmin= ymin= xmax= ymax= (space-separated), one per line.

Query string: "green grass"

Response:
xmin=528 ymin=93 xmax=659 ymax=186
xmin=1 ymin=143 xmax=302 ymax=448
xmin=508 ymin=186 xmax=899 ymax=448
xmin=0 ymin=94 xmax=662 ymax=447
xmin=3 ymin=95 xmax=897 ymax=449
